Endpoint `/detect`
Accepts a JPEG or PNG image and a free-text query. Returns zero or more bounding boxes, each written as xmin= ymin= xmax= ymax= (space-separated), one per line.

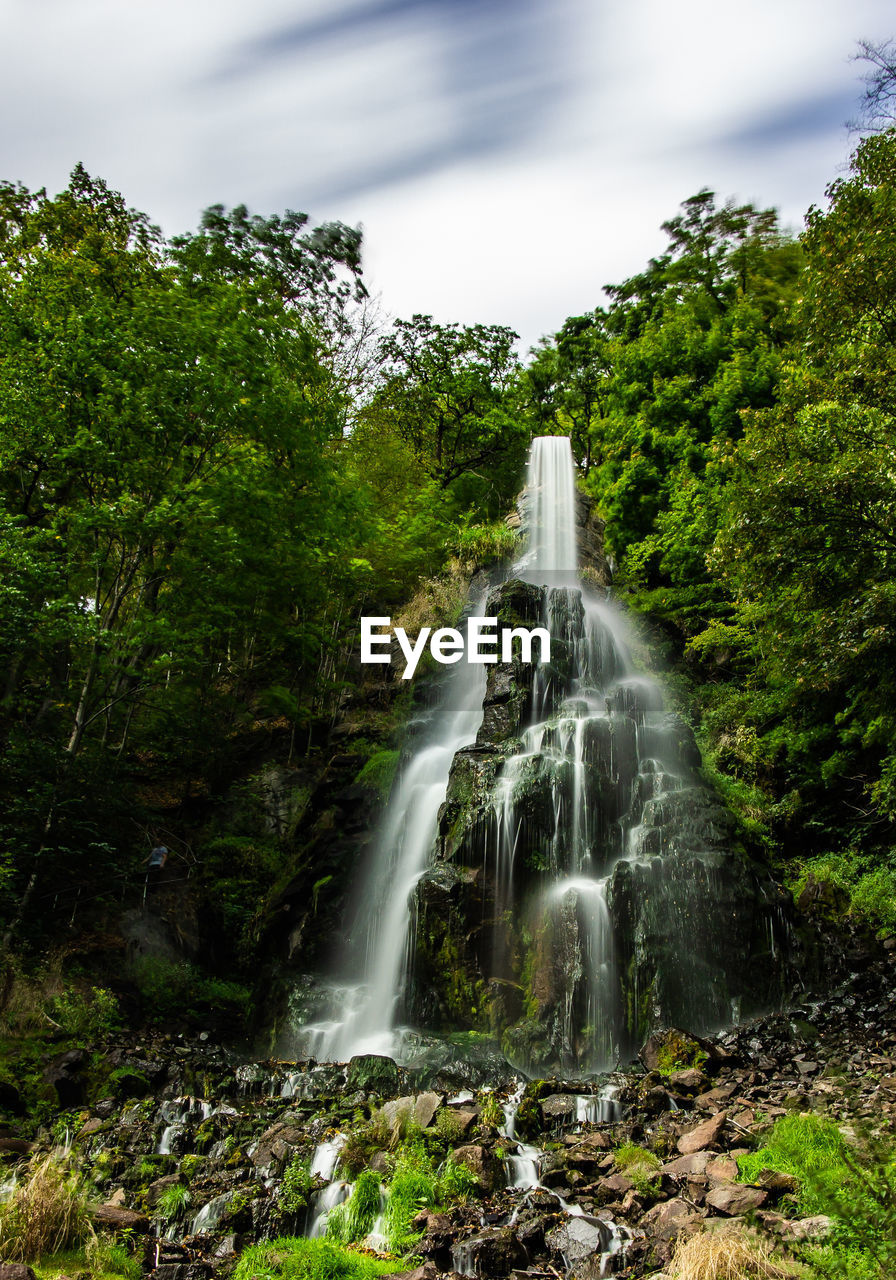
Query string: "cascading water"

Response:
xmin=289 ymin=435 xmax=782 ymax=1070
xmin=409 ymin=436 xmax=783 ymax=1073
xmin=287 ymin=624 xmax=487 ymax=1062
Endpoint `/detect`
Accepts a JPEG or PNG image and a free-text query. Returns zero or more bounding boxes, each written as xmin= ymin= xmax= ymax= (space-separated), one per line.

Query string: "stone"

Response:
xmin=677 ymin=1111 xmax=728 ymax=1155
xmin=705 ymin=1184 xmax=769 ymax=1216
xmin=539 ymin=1093 xmax=578 ymax=1119
xmin=669 ymin=1068 xmax=709 ymax=1094
xmin=43 ymin=1048 xmax=89 ymax=1107
xmin=451 ymin=1227 xmax=527 ymax=1277
xmin=756 ymin=1169 xmax=799 ymax=1197
xmin=640 ymin=1028 xmax=719 ymax=1074
xmin=77 ymin=1117 xmax=105 ymax=1140
xmin=779 ymin=1214 xmax=833 ymax=1242
xmin=639 ymin=1197 xmax=701 ymax=1240
xmin=381 ymin=1091 xmax=441 ymax=1131
xmin=705 ymin=1155 xmax=739 ymax=1184
xmin=451 ymin=1144 xmax=503 ymax=1192
xmin=595 ymin=1173 xmax=634 ymax=1204
xmin=93 ymin=1205 xmax=151 ymax=1233
xmin=146 ymin=1175 xmax=184 ymax=1209
xmin=389 ymin=1266 xmax=438 ymax=1280
xmin=346 ymin=1054 xmax=400 ymax=1094
xmin=546 ymin=1215 xmax=616 ymax=1270
xmin=661 ymin=1152 xmax=711 ymax=1177
xmin=0 ymin=1267 xmax=38 ymax=1280
xmin=250 ymin=1122 xmax=304 ymax=1167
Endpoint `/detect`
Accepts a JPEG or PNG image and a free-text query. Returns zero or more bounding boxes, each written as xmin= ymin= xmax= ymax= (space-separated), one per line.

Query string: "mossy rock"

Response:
xmin=346 ymin=1054 xmax=400 ymax=1095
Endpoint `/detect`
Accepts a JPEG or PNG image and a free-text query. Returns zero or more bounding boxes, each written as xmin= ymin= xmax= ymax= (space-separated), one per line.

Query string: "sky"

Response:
xmin=2 ymin=0 xmax=894 ymax=351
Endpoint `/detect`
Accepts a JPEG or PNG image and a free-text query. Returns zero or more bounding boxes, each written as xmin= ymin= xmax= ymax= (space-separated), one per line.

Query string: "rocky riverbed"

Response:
xmin=2 ymin=945 xmax=894 ymax=1280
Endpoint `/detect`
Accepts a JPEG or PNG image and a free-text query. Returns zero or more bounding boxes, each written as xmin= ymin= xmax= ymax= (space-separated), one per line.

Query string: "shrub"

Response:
xmin=279 ymin=1156 xmax=313 ymax=1216
xmin=0 ymin=1154 xmax=89 ymax=1261
xmin=130 ymin=956 xmax=249 ymax=1027
xmin=436 ymin=1155 xmax=477 ymax=1205
xmin=51 ymin=985 xmax=120 ymax=1039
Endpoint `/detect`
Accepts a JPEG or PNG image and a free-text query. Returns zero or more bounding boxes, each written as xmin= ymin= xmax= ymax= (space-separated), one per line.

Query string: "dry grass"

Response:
xmin=668 ymin=1230 xmax=798 ymax=1280
xmin=394 ymin=562 xmax=470 ymax=637
xmin=0 ymin=1154 xmax=90 ymax=1261
xmin=0 ymin=963 xmax=62 ymax=1034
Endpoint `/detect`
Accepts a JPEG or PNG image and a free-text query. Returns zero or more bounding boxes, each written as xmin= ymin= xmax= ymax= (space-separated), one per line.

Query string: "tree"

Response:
xmin=851 ymin=38 xmax=896 ymax=133
xmin=0 ymin=169 xmax=364 ymax=942
xmin=373 ymin=315 xmax=528 ymax=500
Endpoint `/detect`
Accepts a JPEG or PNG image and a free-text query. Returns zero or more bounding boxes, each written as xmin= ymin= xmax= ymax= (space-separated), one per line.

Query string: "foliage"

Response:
xmin=279 ymin=1155 xmax=313 ymax=1216
xmin=130 ymin=956 xmax=250 ymax=1027
xmin=325 ymin=1170 xmax=382 ymax=1245
xmin=50 ymin=985 xmax=120 ymax=1039
xmin=156 ymin=1182 xmax=190 ymax=1222
xmin=0 ymin=1154 xmax=89 ymax=1261
xmin=233 ymin=1237 xmax=405 ymax=1280
xmin=737 ymin=1114 xmax=896 ymax=1277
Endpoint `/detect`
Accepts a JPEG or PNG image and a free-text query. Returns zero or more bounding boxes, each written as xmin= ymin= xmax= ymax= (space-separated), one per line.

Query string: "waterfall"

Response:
xmin=288 ymin=620 xmax=488 ymax=1062
xmin=289 ymin=434 xmax=781 ymax=1069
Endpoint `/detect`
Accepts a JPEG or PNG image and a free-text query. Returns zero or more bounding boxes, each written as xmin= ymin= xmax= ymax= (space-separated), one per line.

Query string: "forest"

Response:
xmin=1 ymin=75 xmax=896 ymax=1280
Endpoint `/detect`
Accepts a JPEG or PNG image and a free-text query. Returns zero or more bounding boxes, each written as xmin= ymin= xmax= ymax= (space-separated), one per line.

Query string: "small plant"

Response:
xmin=477 ymin=1092 xmax=502 ymax=1132
xmin=434 ymin=1108 xmax=466 ymax=1144
xmin=279 ymin=1155 xmax=313 ymax=1216
xmin=437 ymin=1155 xmax=478 ymax=1205
xmin=156 ymin=1182 xmax=191 ymax=1223
xmin=326 ymin=1170 xmax=383 ymax=1245
xmin=614 ymin=1143 xmax=662 ymax=1194
xmin=86 ymin=1232 xmax=142 ymax=1280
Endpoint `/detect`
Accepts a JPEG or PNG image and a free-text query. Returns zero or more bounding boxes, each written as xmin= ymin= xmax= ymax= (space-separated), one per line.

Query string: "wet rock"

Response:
xmin=390 ymin=1266 xmax=438 ymax=1280
xmin=677 ymin=1111 xmax=727 ymax=1155
xmin=146 ymin=1175 xmax=185 ymax=1209
xmin=539 ymin=1094 xmax=578 ymax=1121
xmin=640 ymin=1029 xmax=721 ymax=1075
xmin=250 ymin=1122 xmax=304 ymax=1167
xmin=0 ymin=1138 xmax=36 ymax=1157
xmin=77 ymin=1117 xmax=105 ymax=1140
xmin=705 ymin=1184 xmax=769 ymax=1215
xmin=452 ymin=1226 xmax=527 ymax=1277
xmin=546 ymin=1215 xmax=616 ymax=1271
xmin=346 ymin=1054 xmax=400 ymax=1094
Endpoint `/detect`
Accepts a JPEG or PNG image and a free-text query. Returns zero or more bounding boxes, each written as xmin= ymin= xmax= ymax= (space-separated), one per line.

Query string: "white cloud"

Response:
xmin=1 ymin=0 xmax=893 ymax=346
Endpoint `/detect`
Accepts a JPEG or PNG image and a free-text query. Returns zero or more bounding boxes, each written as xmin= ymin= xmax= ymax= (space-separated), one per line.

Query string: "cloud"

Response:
xmin=0 ymin=0 xmax=894 ymax=347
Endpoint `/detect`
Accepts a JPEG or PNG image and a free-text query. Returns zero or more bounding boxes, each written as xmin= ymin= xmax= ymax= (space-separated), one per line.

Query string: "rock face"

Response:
xmin=406 ymin=563 xmax=786 ymax=1075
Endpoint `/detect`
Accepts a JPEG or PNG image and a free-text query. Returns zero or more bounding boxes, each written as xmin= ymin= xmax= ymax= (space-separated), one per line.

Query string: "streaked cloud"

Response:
xmin=0 ymin=0 xmax=893 ymax=347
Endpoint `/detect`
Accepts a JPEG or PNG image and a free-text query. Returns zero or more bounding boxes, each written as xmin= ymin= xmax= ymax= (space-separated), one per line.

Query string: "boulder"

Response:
xmin=595 ymin=1173 xmax=634 ymax=1204
xmin=381 ymin=1092 xmax=441 ymax=1131
xmin=250 ymin=1122 xmax=304 ymax=1167
xmin=639 ymin=1196 xmax=701 ymax=1241
xmin=669 ymin=1068 xmax=709 ymax=1094
xmin=0 ymin=1267 xmax=38 ymax=1280
xmin=451 ymin=1144 xmax=503 ymax=1192
xmin=705 ymin=1184 xmax=769 ymax=1216
xmin=640 ymin=1028 xmax=717 ymax=1075
xmin=43 ymin=1048 xmax=89 ymax=1107
xmin=93 ymin=1205 xmax=151 ymax=1233
xmin=546 ymin=1215 xmax=616 ymax=1271
xmin=451 ymin=1227 xmax=526 ymax=1277
xmin=677 ymin=1112 xmax=727 ymax=1155
xmin=346 ymin=1054 xmax=400 ymax=1094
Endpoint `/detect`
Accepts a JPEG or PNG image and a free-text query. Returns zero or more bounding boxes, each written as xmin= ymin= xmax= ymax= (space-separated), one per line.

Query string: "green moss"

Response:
xmin=355 ymin=751 xmax=400 ymax=800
